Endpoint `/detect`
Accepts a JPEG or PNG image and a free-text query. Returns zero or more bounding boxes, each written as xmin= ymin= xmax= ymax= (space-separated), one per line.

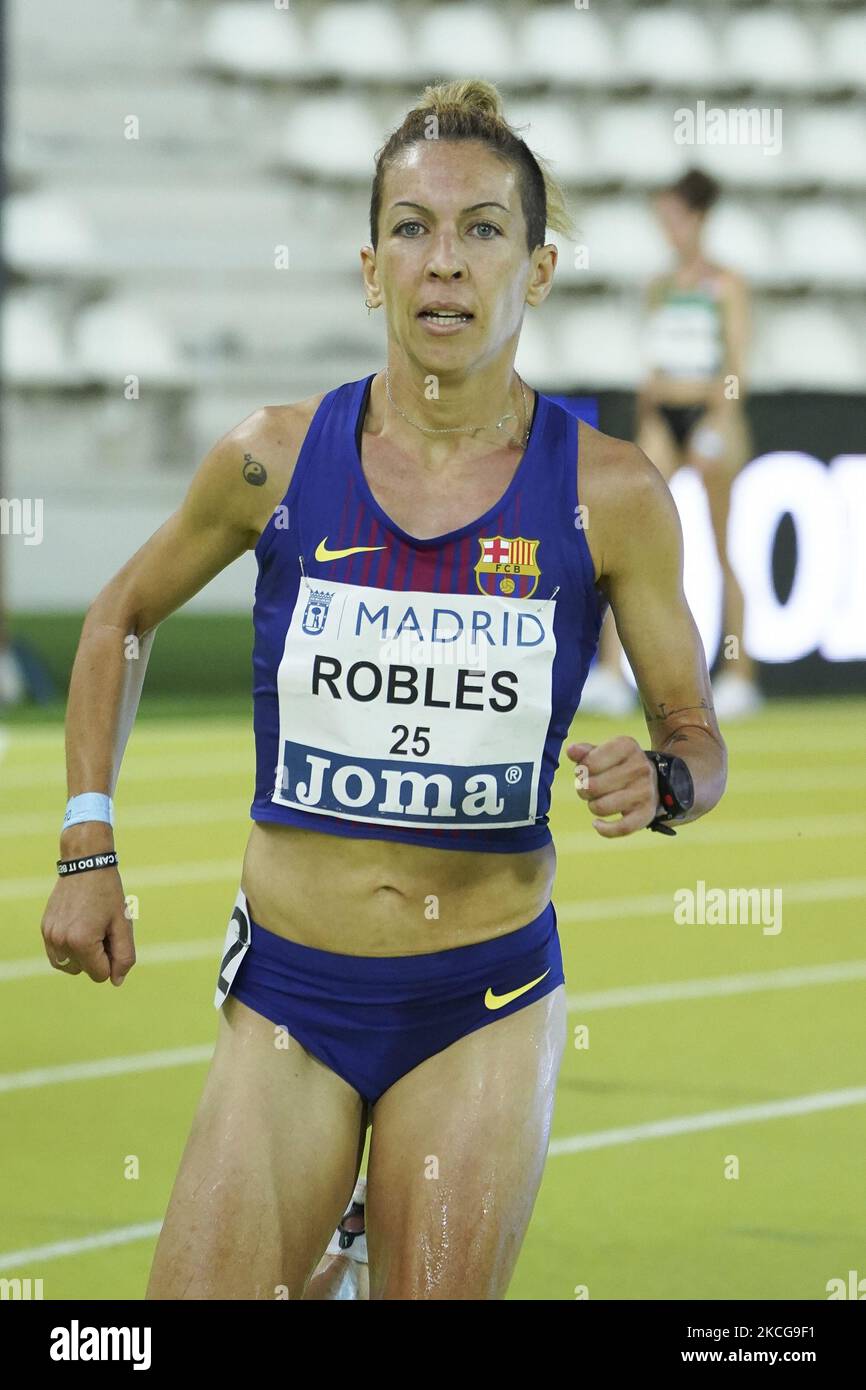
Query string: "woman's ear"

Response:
xmin=359 ymin=245 xmax=381 ymax=309
xmin=525 ymin=243 xmax=557 ymax=308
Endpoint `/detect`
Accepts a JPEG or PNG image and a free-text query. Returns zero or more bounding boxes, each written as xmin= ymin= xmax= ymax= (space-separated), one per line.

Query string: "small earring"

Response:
xmin=365 ymin=297 xmax=375 ymax=315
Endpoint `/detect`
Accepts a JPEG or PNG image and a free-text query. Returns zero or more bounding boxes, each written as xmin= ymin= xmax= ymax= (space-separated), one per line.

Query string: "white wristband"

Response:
xmin=63 ymin=793 xmax=114 ymax=830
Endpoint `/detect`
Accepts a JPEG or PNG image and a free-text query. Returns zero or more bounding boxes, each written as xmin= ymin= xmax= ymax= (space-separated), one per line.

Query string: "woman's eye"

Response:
xmin=394 ymin=221 xmax=424 ymax=236
xmin=472 ymin=222 xmax=502 ymax=238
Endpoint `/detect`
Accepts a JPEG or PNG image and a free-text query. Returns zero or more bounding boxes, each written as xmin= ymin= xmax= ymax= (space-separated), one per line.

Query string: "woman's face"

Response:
xmin=361 ymin=139 xmax=555 ymax=372
xmin=654 ymin=191 xmax=704 ymax=256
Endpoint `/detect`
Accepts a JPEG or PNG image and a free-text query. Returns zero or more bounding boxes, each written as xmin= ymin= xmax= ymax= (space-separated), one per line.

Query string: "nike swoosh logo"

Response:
xmin=315 ymin=537 xmax=387 ymax=562
xmin=484 ymin=968 xmax=551 ymax=1011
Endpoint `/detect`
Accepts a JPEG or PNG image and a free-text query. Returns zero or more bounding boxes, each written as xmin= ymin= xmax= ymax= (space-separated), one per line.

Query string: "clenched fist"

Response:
xmin=41 ymin=868 xmax=136 ymax=986
xmin=566 ymin=737 xmax=661 ymax=839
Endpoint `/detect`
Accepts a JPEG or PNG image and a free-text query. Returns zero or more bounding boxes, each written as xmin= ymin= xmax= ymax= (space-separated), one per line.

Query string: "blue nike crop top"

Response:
xmin=249 ymin=371 xmax=604 ymax=853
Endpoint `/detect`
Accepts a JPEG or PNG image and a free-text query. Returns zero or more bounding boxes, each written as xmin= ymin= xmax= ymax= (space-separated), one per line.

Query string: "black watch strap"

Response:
xmin=644 ymin=751 xmax=695 ymax=836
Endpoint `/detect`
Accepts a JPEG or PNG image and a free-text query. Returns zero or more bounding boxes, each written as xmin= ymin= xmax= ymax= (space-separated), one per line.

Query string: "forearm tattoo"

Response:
xmin=643 ymin=699 xmax=713 ymax=723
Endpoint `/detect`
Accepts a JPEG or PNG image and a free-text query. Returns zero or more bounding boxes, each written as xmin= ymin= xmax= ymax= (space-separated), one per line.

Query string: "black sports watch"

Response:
xmin=644 ymin=751 xmax=695 ymax=836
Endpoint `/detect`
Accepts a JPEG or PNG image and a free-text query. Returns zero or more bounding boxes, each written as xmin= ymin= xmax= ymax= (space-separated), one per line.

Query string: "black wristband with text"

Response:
xmin=56 ymin=851 xmax=119 ymax=877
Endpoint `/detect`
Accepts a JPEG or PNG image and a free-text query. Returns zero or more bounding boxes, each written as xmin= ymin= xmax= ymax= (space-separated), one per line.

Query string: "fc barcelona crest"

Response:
xmin=475 ymin=536 xmax=541 ymax=599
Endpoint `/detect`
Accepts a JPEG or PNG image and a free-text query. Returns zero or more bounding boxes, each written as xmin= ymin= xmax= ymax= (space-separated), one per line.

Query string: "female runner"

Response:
xmin=41 ymin=81 xmax=726 ymax=1300
xmin=581 ymin=167 xmax=758 ymax=721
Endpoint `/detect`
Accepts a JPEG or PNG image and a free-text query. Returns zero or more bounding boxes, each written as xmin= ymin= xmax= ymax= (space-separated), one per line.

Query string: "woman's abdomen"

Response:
xmin=240 ymin=820 xmax=557 ymax=955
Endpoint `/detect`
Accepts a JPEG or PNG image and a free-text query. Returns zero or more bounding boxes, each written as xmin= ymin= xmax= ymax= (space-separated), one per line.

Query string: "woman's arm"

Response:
xmin=61 ymin=408 xmax=279 ymax=846
xmin=710 ymin=268 xmax=751 ymax=406
xmin=568 ymin=436 xmax=727 ymax=838
xmin=44 ymin=402 xmax=312 ymax=983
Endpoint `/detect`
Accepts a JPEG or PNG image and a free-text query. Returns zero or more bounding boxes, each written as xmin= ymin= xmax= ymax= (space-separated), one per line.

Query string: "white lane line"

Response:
xmin=3 ymin=957 xmax=866 ymax=1088
xmin=0 ymin=1222 xmax=163 ymax=1272
xmin=554 ymin=812 xmax=866 ymax=854
xmin=4 ymin=851 xmax=866 ymax=910
xmin=4 ymin=806 xmax=864 ymax=849
xmin=0 ymin=940 xmax=220 ymax=982
xmin=548 ymin=1086 xmax=866 ymax=1155
xmin=0 ymin=800 xmax=244 ymax=836
xmin=0 ymin=1045 xmax=213 ymax=1094
xmin=565 ymin=958 xmax=866 ymax=1011
xmin=3 ymin=933 xmax=866 ymax=1022
xmin=2 ymin=722 xmax=246 ymax=751
xmin=0 ymin=756 xmax=250 ymax=789
xmin=0 ymin=859 xmax=238 ymax=901
xmin=3 ymin=1084 xmax=865 ymax=1271
xmin=556 ymin=876 xmax=866 ymax=924
xmin=720 ymin=732 xmax=866 ymax=754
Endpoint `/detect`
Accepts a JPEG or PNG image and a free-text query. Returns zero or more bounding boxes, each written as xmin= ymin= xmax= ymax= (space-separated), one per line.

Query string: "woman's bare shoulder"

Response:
xmin=578 ymin=419 xmax=661 ymax=493
xmin=231 ymin=390 xmax=330 ymax=547
xmin=577 ymin=420 xmax=672 ymax=581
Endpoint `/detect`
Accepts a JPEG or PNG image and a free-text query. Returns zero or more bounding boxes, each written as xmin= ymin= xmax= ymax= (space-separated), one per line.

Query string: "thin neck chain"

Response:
xmin=384 ymin=367 xmax=529 ymax=449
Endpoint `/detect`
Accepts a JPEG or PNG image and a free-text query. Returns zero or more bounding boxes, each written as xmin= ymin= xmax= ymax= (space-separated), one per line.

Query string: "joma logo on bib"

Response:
xmin=278 ymin=744 xmax=533 ymax=824
xmin=273 ymin=580 xmax=557 ymax=831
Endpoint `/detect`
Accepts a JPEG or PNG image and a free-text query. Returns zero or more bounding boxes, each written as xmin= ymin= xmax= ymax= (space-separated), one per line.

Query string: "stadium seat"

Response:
xmin=513 ymin=306 xmax=560 ymax=384
xmin=778 ymin=205 xmax=866 ymax=288
xmin=13 ymin=0 xmax=196 ymax=73
xmin=202 ymin=2 xmax=309 ymax=79
xmin=557 ymin=300 xmax=644 ymax=388
xmin=309 ymin=4 xmax=411 ymax=81
xmin=703 ymin=203 xmax=778 ymax=285
xmin=593 ymin=104 xmax=683 ymax=183
xmin=2 ymin=293 xmax=71 ymax=385
xmin=791 ymin=107 xmax=866 ymax=187
xmin=573 ymin=199 xmax=668 ymax=282
xmin=280 ymin=96 xmax=386 ymax=181
xmin=74 ymin=299 xmax=183 ymax=384
xmin=409 ymin=5 xmax=517 ymax=83
xmin=824 ymin=12 xmax=866 ymax=90
xmin=506 ymin=100 xmax=591 ymax=185
xmin=113 ymin=277 xmax=380 ymax=376
xmin=762 ymin=303 xmax=866 ymax=390
xmin=27 ymin=183 xmax=308 ymax=276
xmin=620 ymin=9 xmax=717 ymax=87
xmin=10 ymin=78 xmax=253 ymax=181
xmin=692 ymin=123 xmax=792 ymax=191
xmin=720 ymin=12 xmax=817 ymax=91
xmin=4 ymin=193 xmax=95 ymax=274
xmin=518 ymin=8 xmax=617 ymax=88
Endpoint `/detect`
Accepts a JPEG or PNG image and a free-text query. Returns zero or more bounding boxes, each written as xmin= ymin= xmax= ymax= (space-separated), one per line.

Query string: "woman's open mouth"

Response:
xmin=417 ymin=309 xmax=475 ymax=333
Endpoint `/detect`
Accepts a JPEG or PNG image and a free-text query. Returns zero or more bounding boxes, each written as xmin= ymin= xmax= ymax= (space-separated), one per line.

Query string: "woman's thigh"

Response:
xmin=687 ymin=407 xmax=750 ymax=559
xmin=146 ymin=995 xmax=366 ymax=1300
xmin=365 ymin=984 xmax=568 ymax=1300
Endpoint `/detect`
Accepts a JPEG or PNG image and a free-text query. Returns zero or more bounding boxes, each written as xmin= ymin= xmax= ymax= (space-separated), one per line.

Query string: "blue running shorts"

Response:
xmin=214 ymin=887 xmax=564 ymax=1106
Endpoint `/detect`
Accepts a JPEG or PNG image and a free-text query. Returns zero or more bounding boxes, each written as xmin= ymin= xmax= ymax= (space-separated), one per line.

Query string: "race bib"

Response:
xmin=269 ymin=580 xmax=557 ymax=830
xmin=214 ymin=888 xmax=252 ymax=1008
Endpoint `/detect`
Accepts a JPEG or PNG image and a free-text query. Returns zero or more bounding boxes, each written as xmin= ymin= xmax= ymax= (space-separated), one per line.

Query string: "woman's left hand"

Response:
xmin=566 ymin=737 xmax=660 ymax=838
